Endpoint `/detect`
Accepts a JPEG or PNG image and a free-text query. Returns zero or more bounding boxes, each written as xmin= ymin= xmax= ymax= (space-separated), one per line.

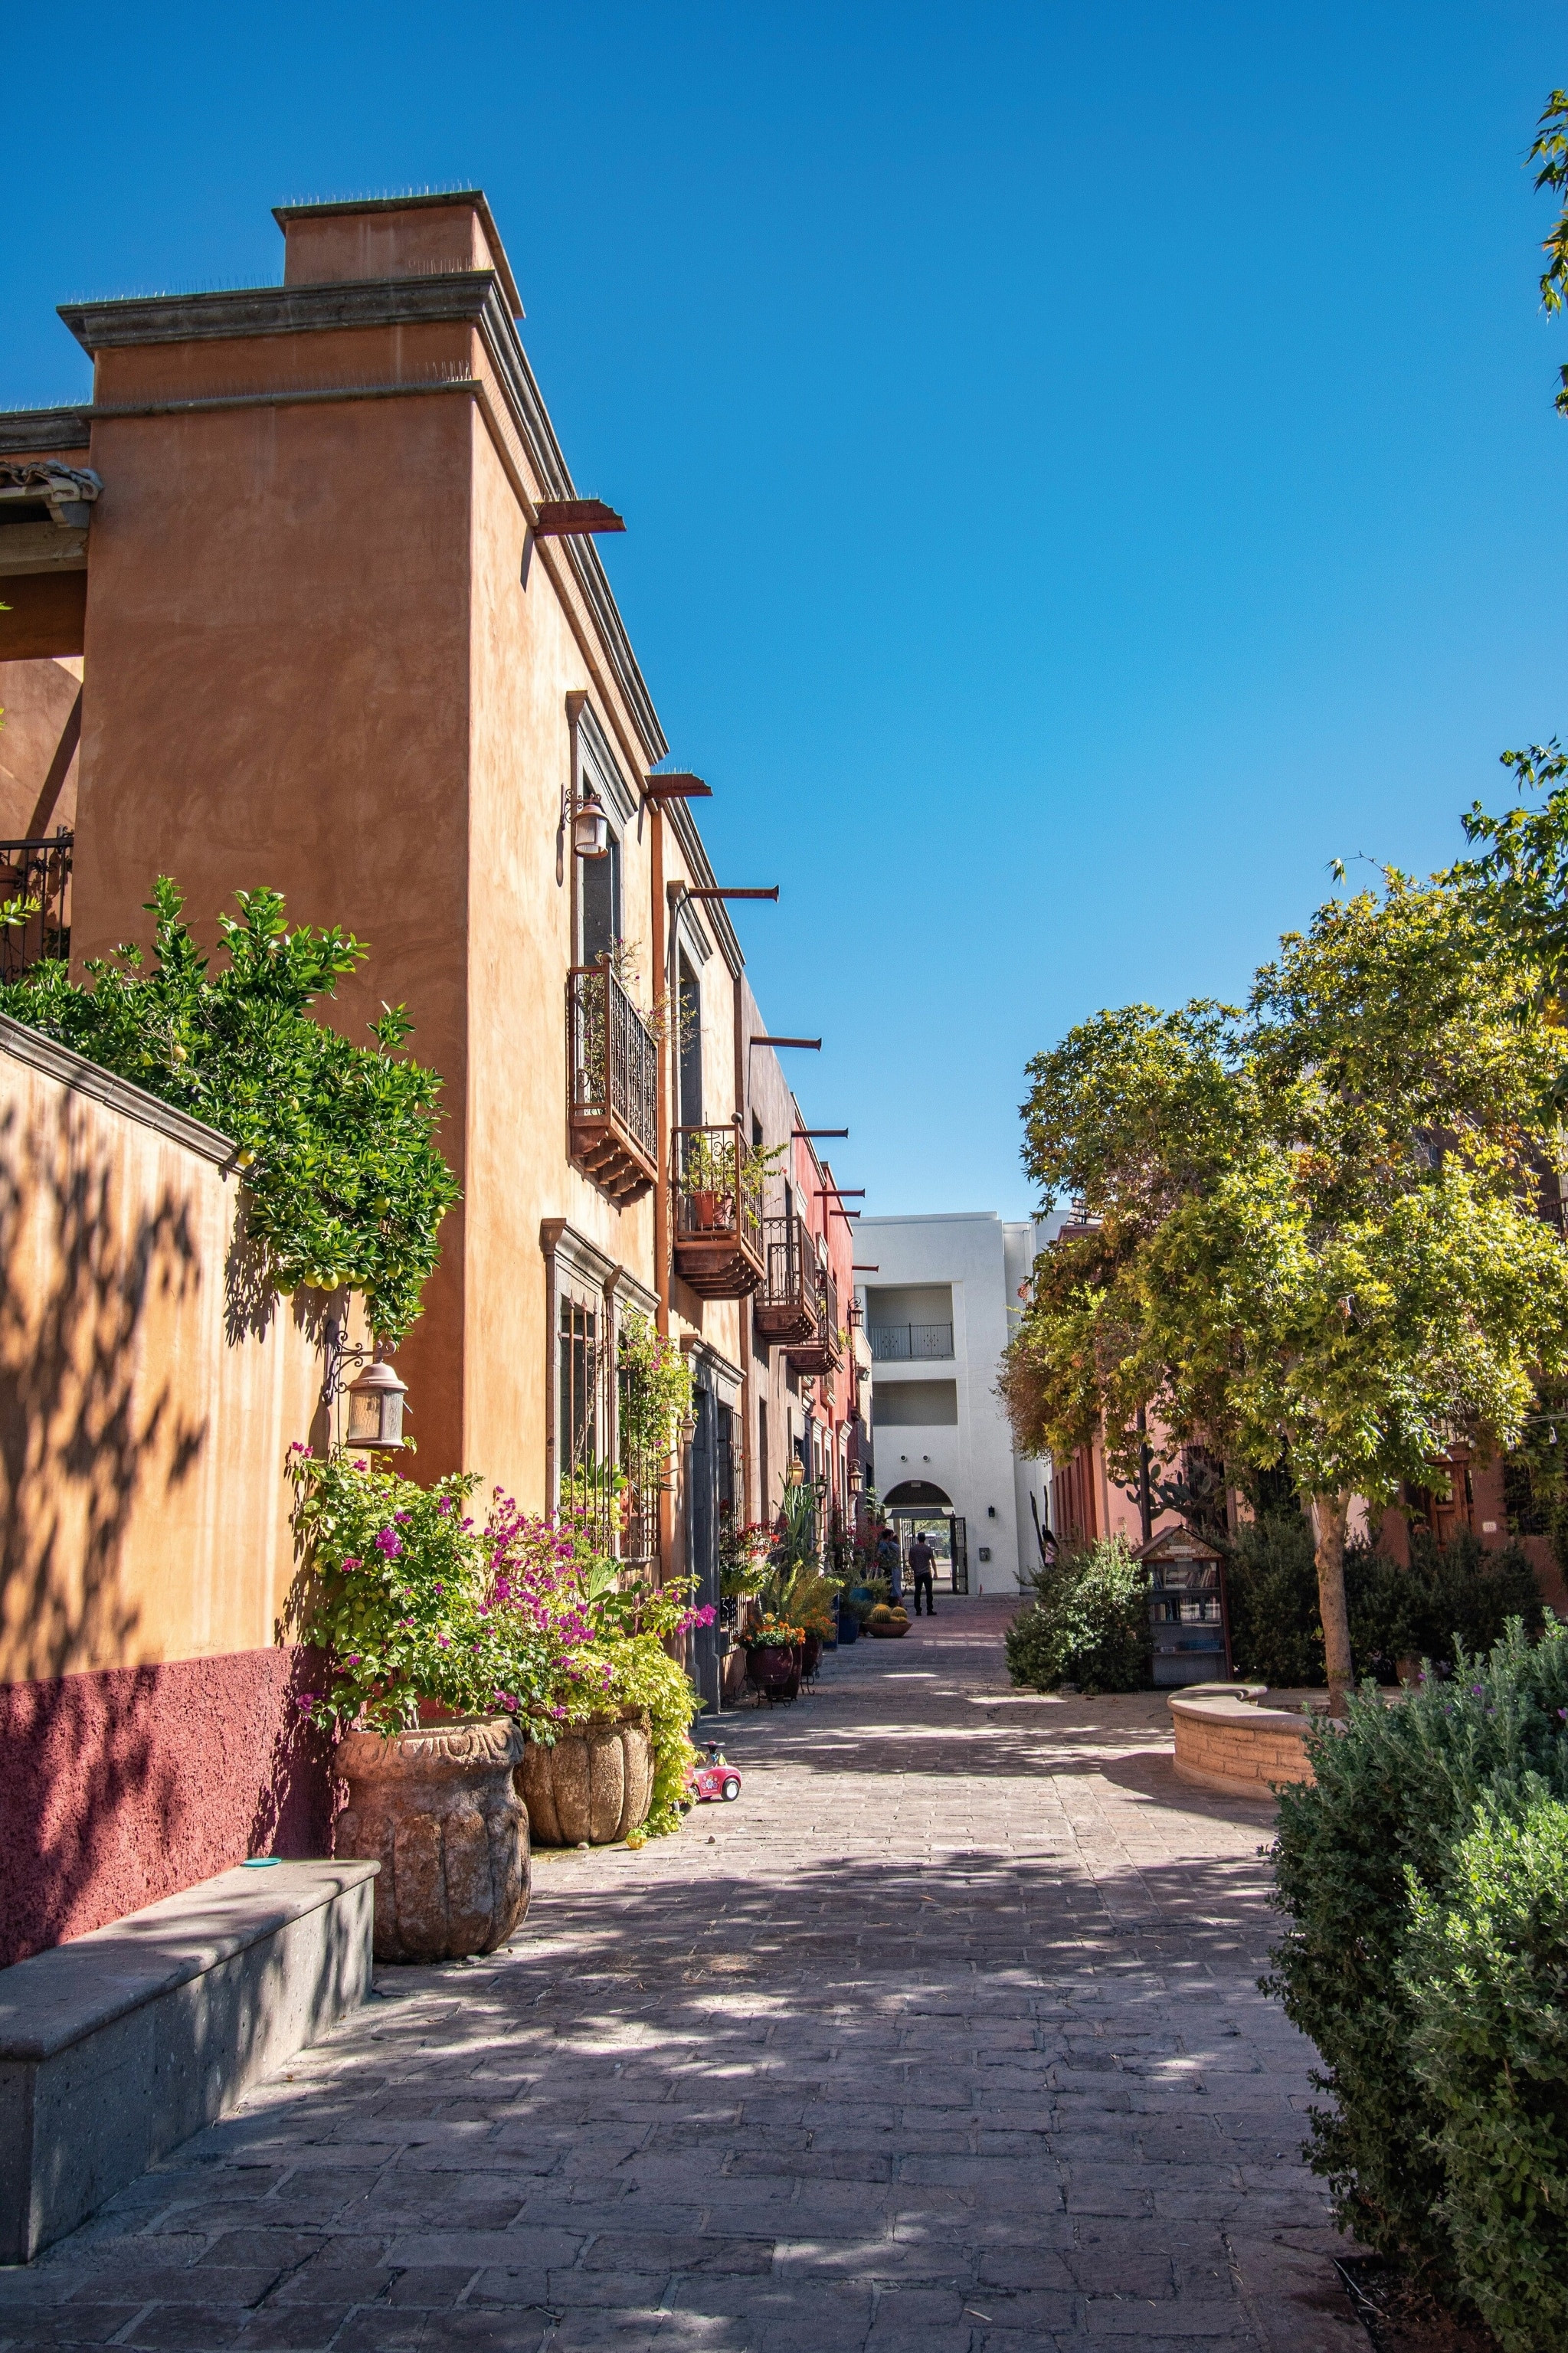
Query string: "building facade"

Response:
xmin=854 ymin=1211 xmax=1051 ymax=1593
xmin=0 ymin=189 xmax=859 ymax=1944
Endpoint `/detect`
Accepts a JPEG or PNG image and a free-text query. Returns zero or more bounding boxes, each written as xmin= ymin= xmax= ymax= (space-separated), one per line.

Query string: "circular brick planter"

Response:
xmin=1168 ymin=1685 xmax=1327 ymax=1800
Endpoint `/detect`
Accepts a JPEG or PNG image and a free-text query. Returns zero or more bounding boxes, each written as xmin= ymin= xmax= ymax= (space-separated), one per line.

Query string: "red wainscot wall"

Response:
xmin=0 ymin=1651 xmax=332 ymax=1968
xmin=0 ymin=1023 xmax=356 ymax=1964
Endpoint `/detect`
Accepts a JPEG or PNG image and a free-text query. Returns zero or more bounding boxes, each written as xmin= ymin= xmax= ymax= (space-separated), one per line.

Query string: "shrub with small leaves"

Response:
xmin=1402 ymin=1796 xmax=1568 ymax=2351
xmin=1265 ymin=1620 xmax=1568 ymax=2296
xmin=1006 ymin=1536 xmax=1151 ymax=1693
xmin=0 ymin=879 xmax=460 ymax=1341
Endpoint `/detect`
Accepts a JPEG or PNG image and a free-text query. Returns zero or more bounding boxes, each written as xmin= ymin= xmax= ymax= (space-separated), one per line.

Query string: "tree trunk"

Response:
xmin=1308 ymin=1491 xmax=1354 ymax=1716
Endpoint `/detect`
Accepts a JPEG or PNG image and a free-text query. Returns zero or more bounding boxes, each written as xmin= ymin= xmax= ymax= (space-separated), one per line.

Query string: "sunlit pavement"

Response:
xmin=0 ymin=1598 xmax=1365 ymax=2352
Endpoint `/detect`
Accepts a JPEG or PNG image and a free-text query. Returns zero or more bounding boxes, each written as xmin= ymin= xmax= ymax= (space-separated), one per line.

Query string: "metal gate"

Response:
xmin=949 ymin=1515 xmax=969 ymax=1595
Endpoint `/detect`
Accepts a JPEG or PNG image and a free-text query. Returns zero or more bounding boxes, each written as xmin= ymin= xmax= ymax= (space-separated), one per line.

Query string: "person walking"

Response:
xmin=875 ymin=1523 xmax=902 ymax=1604
xmin=908 ymin=1530 xmax=938 ymax=1615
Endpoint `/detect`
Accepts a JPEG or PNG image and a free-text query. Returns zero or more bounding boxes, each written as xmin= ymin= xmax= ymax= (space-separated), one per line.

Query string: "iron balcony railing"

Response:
xmin=671 ymin=1124 xmax=765 ymax=1298
xmin=0 ymin=831 xmax=71 ymax=982
xmin=787 ymin=1258 xmax=843 ymax=1374
xmin=568 ymin=958 xmax=659 ymax=1199
xmin=754 ymin=1212 xmax=819 ymax=1343
xmin=869 ymin=1320 xmax=954 ymax=1362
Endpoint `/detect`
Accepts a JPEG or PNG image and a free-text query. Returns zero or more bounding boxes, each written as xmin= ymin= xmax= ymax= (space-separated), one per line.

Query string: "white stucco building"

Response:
xmin=853 ymin=1212 xmax=1058 ymax=1595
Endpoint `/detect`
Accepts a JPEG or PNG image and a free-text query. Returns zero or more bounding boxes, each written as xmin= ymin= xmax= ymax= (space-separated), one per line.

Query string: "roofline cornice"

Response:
xmin=0 ymin=407 xmax=93 ymax=454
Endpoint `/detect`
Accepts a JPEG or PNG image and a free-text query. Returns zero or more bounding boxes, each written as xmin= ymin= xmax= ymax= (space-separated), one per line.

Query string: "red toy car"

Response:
xmin=688 ymin=1743 xmax=742 ymax=1803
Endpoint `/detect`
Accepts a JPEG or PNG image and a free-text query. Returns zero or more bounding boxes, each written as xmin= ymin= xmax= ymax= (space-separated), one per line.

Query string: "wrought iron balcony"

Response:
xmin=787 ymin=1262 xmax=842 ymax=1375
xmin=869 ymin=1320 xmax=954 ymax=1362
xmin=0 ymin=831 xmax=71 ymax=982
xmin=671 ymin=1124 xmax=764 ymax=1298
xmin=568 ymin=959 xmax=659 ymax=1206
xmin=753 ymin=1212 xmax=819 ymax=1344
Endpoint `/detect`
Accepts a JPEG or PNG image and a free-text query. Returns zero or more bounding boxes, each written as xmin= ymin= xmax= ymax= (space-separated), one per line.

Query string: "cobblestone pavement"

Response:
xmin=1 ymin=1599 xmax=1366 ymax=2353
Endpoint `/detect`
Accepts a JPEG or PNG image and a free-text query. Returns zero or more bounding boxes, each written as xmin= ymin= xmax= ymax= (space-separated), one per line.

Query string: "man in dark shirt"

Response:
xmin=908 ymin=1531 xmax=938 ymax=1615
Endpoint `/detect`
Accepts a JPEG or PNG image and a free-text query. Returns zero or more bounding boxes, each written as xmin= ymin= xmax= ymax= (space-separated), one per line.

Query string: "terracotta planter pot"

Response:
xmin=516 ymin=1713 xmax=655 ymax=1846
xmin=746 ymin=1642 xmax=800 ymax=1702
xmin=334 ymin=1714 xmax=529 ymax=1963
xmin=866 ymin=1617 xmax=909 ymax=1638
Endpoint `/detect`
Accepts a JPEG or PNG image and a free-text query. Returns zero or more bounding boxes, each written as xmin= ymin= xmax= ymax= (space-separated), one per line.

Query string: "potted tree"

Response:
xmin=287 ymin=1450 xmax=548 ymax=1962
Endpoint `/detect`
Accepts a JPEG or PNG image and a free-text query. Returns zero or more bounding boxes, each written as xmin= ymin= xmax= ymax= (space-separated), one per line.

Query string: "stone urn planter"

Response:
xmin=516 ymin=1713 xmax=654 ymax=1846
xmin=334 ymin=1715 xmax=529 ymax=1963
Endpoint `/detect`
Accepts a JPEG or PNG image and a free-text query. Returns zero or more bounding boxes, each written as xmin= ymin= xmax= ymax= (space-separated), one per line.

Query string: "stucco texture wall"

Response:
xmin=463 ymin=414 xmax=656 ymax=1507
xmin=0 ymin=1041 xmax=343 ymax=1959
xmin=73 ymin=365 xmax=474 ymax=1474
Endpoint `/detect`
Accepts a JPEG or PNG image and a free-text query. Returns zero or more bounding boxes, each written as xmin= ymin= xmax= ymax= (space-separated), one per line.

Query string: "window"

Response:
xmin=872 ymin=1379 xmax=959 ymax=1427
xmin=580 ymin=827 xmax=621 ymax=967
xmin=678 ymin=952 xmax=702 ymax=1127
xmin=558 ymin=1294 xmax=601 ymax=1498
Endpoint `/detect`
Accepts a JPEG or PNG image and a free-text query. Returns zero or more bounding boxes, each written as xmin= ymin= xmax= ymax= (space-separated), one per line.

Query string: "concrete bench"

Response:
xmin=0 ymin=1858 xmax=377 ymax=2262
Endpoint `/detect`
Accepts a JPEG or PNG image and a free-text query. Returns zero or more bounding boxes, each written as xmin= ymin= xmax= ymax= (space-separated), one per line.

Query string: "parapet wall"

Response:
xmin=0 ymin=1019 xmax=347 ymax=1962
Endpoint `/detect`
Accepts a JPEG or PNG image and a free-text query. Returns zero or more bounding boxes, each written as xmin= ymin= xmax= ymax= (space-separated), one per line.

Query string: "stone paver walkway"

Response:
xmin=1 ymin=1599 xmax=1365 ymax=2353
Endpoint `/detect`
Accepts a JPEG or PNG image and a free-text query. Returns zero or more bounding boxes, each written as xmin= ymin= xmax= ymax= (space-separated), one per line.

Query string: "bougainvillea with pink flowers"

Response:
xmin=286 ymin=1452 xmax=710 ymax=1833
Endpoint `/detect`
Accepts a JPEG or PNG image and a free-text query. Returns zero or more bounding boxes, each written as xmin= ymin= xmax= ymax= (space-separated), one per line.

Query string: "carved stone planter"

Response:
xmin=516 ymin=1713 xmax=654 ymax=1846
xmin=334 ymin=1715 xmax=529 ymax=1962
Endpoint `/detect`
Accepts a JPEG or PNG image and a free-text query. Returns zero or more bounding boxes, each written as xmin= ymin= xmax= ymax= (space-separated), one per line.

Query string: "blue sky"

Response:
xmin=6 ymin=4 xmax=1565 ymax=1219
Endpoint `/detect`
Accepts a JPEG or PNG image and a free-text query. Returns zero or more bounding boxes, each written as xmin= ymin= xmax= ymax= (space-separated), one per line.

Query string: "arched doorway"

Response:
xmin=880 ymin=1481 xmax=968 ymax=1595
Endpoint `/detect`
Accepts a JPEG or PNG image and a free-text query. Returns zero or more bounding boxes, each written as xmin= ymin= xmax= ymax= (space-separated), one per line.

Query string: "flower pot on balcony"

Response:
xmin=334 ymin=1715 xmax=529 ymax=1962
xmin=516 ymin=1713 xmax=655 ymax=1846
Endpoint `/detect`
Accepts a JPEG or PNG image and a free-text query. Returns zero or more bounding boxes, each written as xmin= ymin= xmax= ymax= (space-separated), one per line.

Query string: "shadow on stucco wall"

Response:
xmin=0 ymin=1090 xmax=332 ymax=1965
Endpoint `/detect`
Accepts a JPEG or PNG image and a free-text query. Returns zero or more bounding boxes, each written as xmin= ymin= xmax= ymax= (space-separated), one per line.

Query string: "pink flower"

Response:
xmin=437 ymin=1635 xmax=450 ymax=1649
xmin=339 ymin=1555 xmax=361 ymax=1573
xmin=374 ymin=1528 xmax=403 ymax=1559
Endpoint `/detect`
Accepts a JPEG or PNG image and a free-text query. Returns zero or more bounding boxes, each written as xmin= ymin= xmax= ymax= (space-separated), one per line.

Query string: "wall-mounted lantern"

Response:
xmin=345 ymin=1358 xmax=408 ymax=1451
xmin=574 ymin=782 xmax=611 ymax=860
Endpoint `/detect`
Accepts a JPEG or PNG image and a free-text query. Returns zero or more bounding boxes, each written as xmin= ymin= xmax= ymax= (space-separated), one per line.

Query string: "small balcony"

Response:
xmin=753 ymin=1213 xmax=819 ymax=1345
xmin=0 ymin=830 xmax=71 ymax=981
xmin=671 ymin=1124 xmax=764 ymax=1298
xmin=568 ymin=960 xmax=658 ymax=1206
xmin=787 ymin=1263 xmax=843 ymax=1375
xmin=869 ymin=1320 xmax=954 ymax=1362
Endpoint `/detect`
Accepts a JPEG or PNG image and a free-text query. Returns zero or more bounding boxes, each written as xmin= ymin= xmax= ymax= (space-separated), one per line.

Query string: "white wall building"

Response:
xmin=854 ymin=1211 xmax=1058 ymax=1595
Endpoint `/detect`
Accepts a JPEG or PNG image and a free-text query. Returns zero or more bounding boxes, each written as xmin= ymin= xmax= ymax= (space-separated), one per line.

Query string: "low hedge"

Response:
xmin=1006 ymin=1535 xmax=1151 ymax=1693
xmin=1265 ymin=1620 xmax=1568 ymax=2335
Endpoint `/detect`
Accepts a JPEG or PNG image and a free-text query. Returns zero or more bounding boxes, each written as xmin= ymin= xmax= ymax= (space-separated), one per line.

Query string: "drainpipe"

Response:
xmin=733 ymin=974 xmax=755 ymax=1525
xmin=651 ymin=801 xmax=673 ymax=1583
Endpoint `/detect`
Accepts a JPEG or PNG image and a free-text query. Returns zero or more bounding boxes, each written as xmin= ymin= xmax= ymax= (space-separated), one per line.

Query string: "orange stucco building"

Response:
xmin=0 ymin=191 xmax=866 ymax=1955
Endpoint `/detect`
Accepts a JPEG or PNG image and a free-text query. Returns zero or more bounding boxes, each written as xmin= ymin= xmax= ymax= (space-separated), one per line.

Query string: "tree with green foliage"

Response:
xmin=1000 ymin=873 xmax=1568 ymax=1712
xmin=0 ymin=878 xmax=460 ymax=1343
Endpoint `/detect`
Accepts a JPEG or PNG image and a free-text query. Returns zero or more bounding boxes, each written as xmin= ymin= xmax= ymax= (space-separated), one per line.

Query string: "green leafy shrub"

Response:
xmin=1265 ymin=1621 xmax=1568 ymax=2295
xmin=1226 ymin=1511 xmax=1324 ymax=1685
xmin=0 ymin=879 xmax=459 ymax=1340
xmin=1006 ymin=1536 xmax=1151 ymax=1693
xmin=1402 ymin=1798 xmax=1568 ymax=2351
xmin=1226 ymin=1511 xmax=1543 ymax=1687
xmin=285 ymin=1449 xmax=551 ymax=1731
xmin=1402 ymin=1527 xmax=1543 ymax=1666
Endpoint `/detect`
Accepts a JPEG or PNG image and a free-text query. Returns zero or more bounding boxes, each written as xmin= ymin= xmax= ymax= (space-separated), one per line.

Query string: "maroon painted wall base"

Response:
xmin=0 ymin=1648 xmax=334 ymax=1967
